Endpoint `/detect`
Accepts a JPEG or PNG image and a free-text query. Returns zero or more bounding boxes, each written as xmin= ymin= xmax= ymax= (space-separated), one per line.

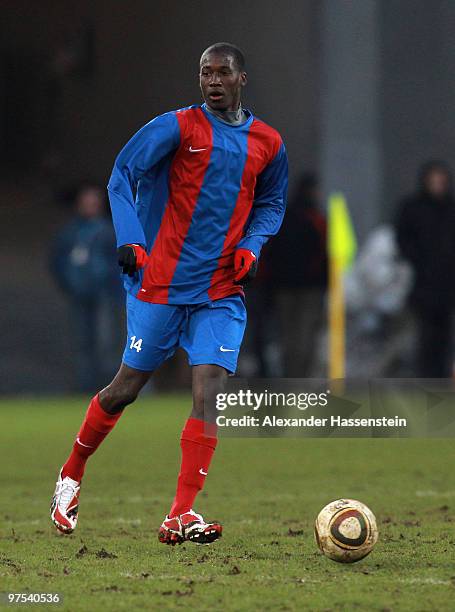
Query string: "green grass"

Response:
xmin=1 ymin=396 xmax=454 ymax=611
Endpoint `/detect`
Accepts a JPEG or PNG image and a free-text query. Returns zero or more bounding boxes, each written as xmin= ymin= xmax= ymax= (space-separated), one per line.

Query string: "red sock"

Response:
xmin=169 ymin=418 xmax=218 ymax=518
xmin=61 ymin=394 xmax=122 ymax=482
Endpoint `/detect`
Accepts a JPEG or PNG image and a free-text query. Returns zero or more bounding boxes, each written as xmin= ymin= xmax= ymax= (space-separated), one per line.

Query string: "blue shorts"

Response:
xmin=122 ymin=294 xmax=247 ymax=374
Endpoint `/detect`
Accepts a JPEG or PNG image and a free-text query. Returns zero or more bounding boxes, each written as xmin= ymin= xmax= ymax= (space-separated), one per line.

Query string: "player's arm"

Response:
xmin=107 ymin=112 xmax=181 ymax=274
xmin=235 ymin=142 xmax=288 ymax=282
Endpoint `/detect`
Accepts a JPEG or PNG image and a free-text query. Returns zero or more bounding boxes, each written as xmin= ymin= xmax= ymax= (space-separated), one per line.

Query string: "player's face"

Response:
xmin=199 ymin=53 xmax=246 ymax=112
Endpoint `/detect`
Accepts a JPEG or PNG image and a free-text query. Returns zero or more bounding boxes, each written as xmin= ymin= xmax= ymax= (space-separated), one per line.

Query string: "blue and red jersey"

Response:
xmin=108 ymin=103 xmax=288 ymax=304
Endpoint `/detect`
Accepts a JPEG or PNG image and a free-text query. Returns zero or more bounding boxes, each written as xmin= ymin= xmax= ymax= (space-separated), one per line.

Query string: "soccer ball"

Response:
xmin=314 ymin=499 xmax=378 ymax=563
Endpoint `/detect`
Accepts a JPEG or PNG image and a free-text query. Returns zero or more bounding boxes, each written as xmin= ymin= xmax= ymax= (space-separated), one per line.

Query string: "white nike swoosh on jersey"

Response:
xmin=199 ymin=468 xmax=208 ymax=475
xmin=189 ymin=146 xmax=207 ymax=152
xmin=76 ymin=437 xmax=95 ymax=449
xmin=220 ymin=346 xmax=236 ymax=352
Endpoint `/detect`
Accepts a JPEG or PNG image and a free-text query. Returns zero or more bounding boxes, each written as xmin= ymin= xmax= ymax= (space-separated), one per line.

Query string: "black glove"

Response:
xmin=117 ymin=244 xmax=147 ymax=277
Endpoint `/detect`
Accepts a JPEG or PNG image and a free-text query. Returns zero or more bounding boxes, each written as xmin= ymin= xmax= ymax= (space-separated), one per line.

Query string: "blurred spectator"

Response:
xmin=396 ymin=161 xmax=455 ymax=377
xmin=49 ymin=184 xmax=122 ymax=392
xmin=239 ymin=255 xmax=277 ymax=377
xmin=268 ymin=173 xmax=327 ymax=377
xmin=346 ymin=225 xmax=412 ymax=327
xmin=344 ymin=225 xmax=413 ymax=377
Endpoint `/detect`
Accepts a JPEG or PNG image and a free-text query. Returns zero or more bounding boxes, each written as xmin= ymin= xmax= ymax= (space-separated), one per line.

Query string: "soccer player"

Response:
xmin=51 ymin=42 xmax=288 ymax=545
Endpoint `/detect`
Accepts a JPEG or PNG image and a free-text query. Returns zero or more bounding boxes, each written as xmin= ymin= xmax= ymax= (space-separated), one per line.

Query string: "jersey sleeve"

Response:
xmin=107 ymin=112 xmax=181 ymax=248
xmin=237 ymin=141 xmax=288 ymax=259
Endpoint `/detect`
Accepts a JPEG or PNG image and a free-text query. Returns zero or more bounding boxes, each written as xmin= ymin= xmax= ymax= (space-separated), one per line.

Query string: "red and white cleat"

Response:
xmin=158 ymin=515 xmax=185 ymax=546
xmin=50 ymin=469 xmax=80 ymax=534
xmin=158 ymin=510 xmax=222 ymax=546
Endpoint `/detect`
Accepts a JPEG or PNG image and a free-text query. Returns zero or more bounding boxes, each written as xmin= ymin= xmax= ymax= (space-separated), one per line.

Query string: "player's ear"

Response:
xmin=240 ymin=72 xmax=247 ymax=87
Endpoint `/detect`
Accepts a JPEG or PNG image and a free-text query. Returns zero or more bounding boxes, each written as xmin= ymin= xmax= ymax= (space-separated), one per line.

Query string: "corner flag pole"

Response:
xmin=328 ymin=193 xmax=356 ymax=380
xmin=329 ymin=253 xmax=346 ymax=379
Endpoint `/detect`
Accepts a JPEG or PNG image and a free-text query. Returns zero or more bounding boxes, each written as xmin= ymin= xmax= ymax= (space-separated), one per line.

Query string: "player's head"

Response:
xmin=199 ymin=42 xmax=247 ymax=112
xmin=419 ymin=160 xmax=452 ymax=200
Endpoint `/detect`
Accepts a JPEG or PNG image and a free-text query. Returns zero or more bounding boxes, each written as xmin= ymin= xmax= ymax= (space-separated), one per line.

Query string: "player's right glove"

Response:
xmin=117 ymin=244 xmax=148 ymax=277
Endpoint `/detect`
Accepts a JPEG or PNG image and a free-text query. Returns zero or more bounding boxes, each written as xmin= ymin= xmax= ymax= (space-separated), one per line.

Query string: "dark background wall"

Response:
xmin=0 ymin=0 xmax=319 ymax=393
xmin=3 ymin=0 xmax=455 ymax=207
xmin=380 ymin=0 xmax=455 ymax=213
xmin=1 ymin=0 xmax=455 ymax=392
xmin=1 ymin=0 xmax=320 ymax=186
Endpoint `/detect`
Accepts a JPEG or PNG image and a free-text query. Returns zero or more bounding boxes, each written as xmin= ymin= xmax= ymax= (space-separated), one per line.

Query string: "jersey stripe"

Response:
xmin=169 ymin=111 xmax=249 ymax=302
xmin=139 ymin=108 xmax=213 ymax=303
xmin=208 ymin=119 xmax=272 ymax=300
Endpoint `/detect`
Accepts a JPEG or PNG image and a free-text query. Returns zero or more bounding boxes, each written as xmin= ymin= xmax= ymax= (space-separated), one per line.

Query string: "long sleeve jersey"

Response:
xmin=108 ymin=103 xmax=288 ymax=304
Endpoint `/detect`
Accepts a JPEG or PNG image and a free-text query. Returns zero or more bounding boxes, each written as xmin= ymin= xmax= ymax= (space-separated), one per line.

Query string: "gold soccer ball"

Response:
xmin=314 ymin=499 xmax=378 ymax=563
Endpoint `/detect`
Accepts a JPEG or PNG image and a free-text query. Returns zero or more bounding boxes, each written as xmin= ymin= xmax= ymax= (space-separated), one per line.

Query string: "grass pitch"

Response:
xmin=0 ymin=395 xmax=454 ymax=611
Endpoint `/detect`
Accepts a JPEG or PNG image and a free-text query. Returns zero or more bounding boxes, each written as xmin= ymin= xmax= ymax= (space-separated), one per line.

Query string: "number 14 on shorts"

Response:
xmin=129 ymin=336 xmax=143 ymax=352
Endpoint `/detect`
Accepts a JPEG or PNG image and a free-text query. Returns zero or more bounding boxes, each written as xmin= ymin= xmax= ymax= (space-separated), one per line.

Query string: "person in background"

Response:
xmin=269 ymin=173 xmax=327 ymax=377
xmin=396 ymin=160 xmax=455 ymax=378
xmin=50 ymin=184 xmax=122 ymax=391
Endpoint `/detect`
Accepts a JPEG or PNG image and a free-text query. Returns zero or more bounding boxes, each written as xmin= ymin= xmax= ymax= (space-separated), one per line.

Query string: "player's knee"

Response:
xmin=99 ymin=384 xmax=138 ymax=414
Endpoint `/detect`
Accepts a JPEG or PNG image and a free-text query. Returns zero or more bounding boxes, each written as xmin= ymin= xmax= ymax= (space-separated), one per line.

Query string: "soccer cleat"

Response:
xmin=50 ymin=469 xmax=80 ymax=534
xmin=158 ymin=510 xmax=222 ymax=546
xmin=158 ymin=515 xmax=185 ymax=546
xmin=182 ymin=510 xmax=223 ymax=545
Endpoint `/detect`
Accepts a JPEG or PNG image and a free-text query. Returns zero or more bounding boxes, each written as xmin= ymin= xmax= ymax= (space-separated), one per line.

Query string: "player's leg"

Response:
xmin=62 ymin=364 xmax=153 ymax=479
xmin=170 ymin=364 xmax=226 ymax=515
xmin=159 ymin=365 xmax=226 ymax=545
xmin=51 ymin=295 xmax=184 ymax=534
xmin=159 ymin=295 xmax=246 ymax=545
xmin=51 ymin=364 xmax=153 ymax=534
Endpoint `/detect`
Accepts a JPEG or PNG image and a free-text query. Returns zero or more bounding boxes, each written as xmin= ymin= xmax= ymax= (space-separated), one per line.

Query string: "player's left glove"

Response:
xmin=234 ymin=248 xmax=257 ymax=284
xmin=117 ymin=244 xmax=148 ymax=277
